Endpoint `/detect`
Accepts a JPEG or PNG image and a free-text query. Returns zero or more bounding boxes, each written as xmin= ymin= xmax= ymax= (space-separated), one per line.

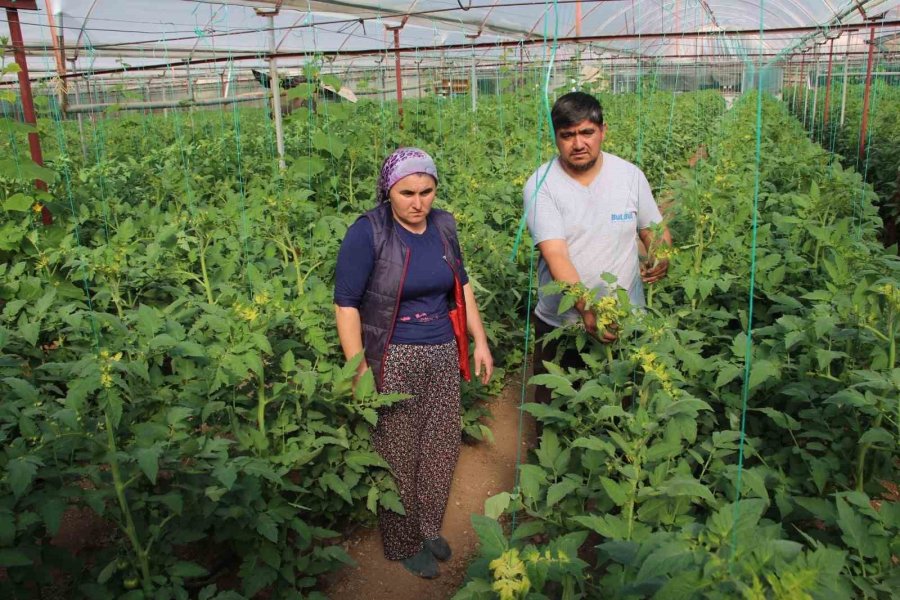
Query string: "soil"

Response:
xmin=321 ymin=381 xmax=534 ymax=600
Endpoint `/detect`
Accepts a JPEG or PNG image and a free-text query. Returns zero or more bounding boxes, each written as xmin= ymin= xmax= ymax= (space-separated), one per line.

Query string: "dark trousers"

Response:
xmin=532 ymin=314 xmax=585 ymax=437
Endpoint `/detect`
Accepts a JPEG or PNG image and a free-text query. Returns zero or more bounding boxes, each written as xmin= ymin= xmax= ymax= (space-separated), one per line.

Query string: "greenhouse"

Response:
xmin=1 ymin=0 xmax=899 ymax=598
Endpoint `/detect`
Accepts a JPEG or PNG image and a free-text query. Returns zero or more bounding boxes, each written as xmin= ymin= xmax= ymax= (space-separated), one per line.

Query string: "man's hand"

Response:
xmin=641 ymin=259 xmax=669 ymax=284
xmin=580 ymin=308 xmax=617 ymax=343
xmin=473 ymin=342 xmax=494 ymax=385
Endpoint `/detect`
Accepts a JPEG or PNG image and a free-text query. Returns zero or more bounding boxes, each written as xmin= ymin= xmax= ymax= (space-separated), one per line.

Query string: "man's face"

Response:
xmin=555 ymin=119 xmax=605 ymax=173
xmin=388 ymin=173 xmax=437 ymax=232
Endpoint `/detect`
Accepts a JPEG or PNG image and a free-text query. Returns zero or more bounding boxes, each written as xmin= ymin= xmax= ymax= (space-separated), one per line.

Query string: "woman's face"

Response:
xmin=388 ymin=173 xmax=436 ymax=233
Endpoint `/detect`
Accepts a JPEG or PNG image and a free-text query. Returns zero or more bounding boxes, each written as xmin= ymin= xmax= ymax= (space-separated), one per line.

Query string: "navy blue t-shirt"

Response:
xmin=334 ymin=217 xmax=469 ymax=345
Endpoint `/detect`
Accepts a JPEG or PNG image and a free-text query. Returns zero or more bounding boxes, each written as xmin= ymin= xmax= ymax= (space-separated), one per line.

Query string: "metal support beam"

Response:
xmin=389 ymin=26 xmax=404 ymax=122
xmin=267 ymin=14 xmax=285 ymax=170
xmin=840 ymin=32 xmax=852 ymax=126
xmin=810 ymin=46 xmax=820 ymax=137
xmin=43 ymin=0 xmax=66 ymax=112
xmin=859 ymin=24 xmax=876 ymax=161
xmin=15 ymin=20 xmax=900 ymax=85
xmin=823 ymin=38 xmax=834 ymax=132
xmin=470 ymin=53 xmax=476 ymax=112
xmin=575 ymin=1 xmax=582 ymax=37
xmin=5 ymin=4 xmax=50 ymax=225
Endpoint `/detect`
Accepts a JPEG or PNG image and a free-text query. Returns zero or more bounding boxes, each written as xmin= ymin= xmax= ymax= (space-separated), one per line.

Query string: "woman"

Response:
xmin=334 ymin=147 xmax=493 ymax=578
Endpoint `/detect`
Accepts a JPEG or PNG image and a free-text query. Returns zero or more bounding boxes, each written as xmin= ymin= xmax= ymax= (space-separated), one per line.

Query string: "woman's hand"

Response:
xmin=473 ymin=342 xmax=494 ymax=385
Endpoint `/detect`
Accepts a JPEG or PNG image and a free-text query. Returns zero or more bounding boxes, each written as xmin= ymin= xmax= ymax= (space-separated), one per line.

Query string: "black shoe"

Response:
xmin=401 ymin=546 xmax=439 ymax=579
xmin=424 ymin=536 xmax=451 ymax=562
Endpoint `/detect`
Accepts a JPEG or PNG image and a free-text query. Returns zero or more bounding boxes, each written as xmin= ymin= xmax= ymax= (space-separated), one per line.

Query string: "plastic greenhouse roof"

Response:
xmin=3 ymin=0 xmax=900 ymax=75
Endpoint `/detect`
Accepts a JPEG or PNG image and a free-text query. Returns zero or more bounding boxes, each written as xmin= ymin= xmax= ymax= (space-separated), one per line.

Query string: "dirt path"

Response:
xmin=322 ymin=382 xmax=533 ymax=600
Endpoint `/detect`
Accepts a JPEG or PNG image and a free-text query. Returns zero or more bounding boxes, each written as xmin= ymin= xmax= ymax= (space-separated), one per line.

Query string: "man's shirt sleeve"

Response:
xmin=635 ymin=169 xmax=663 ymax=229
xmin=524 ymin=168 xmax=566 ymax=244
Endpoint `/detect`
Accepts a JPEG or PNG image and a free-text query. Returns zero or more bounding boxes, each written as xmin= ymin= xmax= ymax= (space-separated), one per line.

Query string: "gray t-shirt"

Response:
xmin=524 ymin=152 xmax=663 ymax=327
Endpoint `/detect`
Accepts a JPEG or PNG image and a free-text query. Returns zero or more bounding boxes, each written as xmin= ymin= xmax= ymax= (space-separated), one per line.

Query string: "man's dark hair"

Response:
xmin=551 ymin=91 xmax=603 ymax=132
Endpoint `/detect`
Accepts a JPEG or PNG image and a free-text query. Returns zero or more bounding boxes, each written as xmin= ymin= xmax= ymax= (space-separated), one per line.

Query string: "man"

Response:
xmin=524 ymin=91 xmax=672 ymax=406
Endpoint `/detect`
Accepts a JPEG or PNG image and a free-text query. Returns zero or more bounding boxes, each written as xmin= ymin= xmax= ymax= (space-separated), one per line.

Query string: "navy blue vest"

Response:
xmin=358 ymin=203 xmax=465 ymax=389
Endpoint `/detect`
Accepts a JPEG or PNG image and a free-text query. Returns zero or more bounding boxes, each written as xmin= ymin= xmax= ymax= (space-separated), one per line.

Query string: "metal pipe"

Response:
xmin=840 ymin=32 xmax=852 ymax=126
xmin=859 ymin=25 xmax=876 ymax=161
xmin=392 ymin=27 xmax=403 ymax=121
xmin=810 ymin=46 xmax=820 ymax=137
xmin=16 ymin=20 xmax=900 ymax=84
xmin=43 ymin=0 xmax=67 ymax=112
xmin=65 ymin=92 xmax=269 ymax=114
xmin=823 ymin=37 xmax=834 ymax=132
xmin=470 ymin=53 xmax=476 ymax=112
xmin=5 ymin=5 xmax=50 ymax=224
xmin=575 ymin=0 xmax=582 ymax=37
xmin=268 ymin=14 xmax=285 ymax=170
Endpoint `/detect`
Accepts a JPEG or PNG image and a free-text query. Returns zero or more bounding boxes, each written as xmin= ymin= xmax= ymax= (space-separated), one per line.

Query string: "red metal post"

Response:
xmin=575 ymin=1 xmax=582 ymax=37
xmin=6 ymin=6 xmax=51 ymax=224
xmin=823 ymin=38 xmax=834 ymax=131
xmin=859 ymin=25 xmax=876 ymax=161
xmin=392 ymin=27 xmax=403 ymax=121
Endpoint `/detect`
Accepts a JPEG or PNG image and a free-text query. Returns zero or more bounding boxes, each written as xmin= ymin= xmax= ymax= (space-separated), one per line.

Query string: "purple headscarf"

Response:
xmin=376 ymin=147 xmax=438 ymax=204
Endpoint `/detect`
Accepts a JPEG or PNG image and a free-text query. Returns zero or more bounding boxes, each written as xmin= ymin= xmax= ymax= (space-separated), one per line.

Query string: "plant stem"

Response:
xmin=257 ymin=369 xmax=267 ymax=436
xmin=858 ymin=309 xmax=899 ymax=490
xmin=105 ymin=411 xmax=153 ymax=595
xmin=289 ymin=244 xmax=304 ymax=297
xmin=198 ymin=237 xmax=214 ymax=305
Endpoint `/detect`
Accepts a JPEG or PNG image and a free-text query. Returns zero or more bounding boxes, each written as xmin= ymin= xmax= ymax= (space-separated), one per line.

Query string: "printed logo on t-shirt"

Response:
xmin=611 ymin=212 xmax=635 ymax=222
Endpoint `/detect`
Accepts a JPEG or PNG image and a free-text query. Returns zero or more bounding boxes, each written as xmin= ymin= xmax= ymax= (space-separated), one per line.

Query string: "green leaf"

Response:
xmin=256 ymin=513 xmax=279 ymax=543
xmin=135 ymin=446 xmax=161 ymax=484
xmin=366 ymin=486 xmax=378 ymax=514
xmin=285 ymin=82 xmax=315 ymax=100
xmin=600 ymin=476 xmax=628 ymax=506
xmin=38 ymin=497 xmax=66 ymax=536
xmin=570 ymin=514 xmax=628 ymax=538
xmin=835 ymin=495 xmax=875 ymax=557
xmin=546 ymin=476 xmax=580 ymax=508
xmin=572 ymin=436 xmax=614 ymax=454
xmin=4 ymin=193 xmax=33 ymax=212
xmin=484 ymin=492 xmax=511 ymax=519
xmin=345 ymin=450 xmax=388 ymax=471
xmin=6 ymin=456 xmax=39 ymax=499
xmin=470 ymin=513 xmax=507 ymax=558
xmin=379 ymin=490 xmax=406 ymax=515
xmin=290 ymin=156 xmax=325 ymax=179
xmin=171 ymin=561 xmax=209 ymax=578
xmin=858 ymin=427 xmax=893 ymax=447
xmin=517 ymin=464 xmax=547 ymax=501
xmin=715 ymin=363 xmax=742 ymax=388
xmin=521 ymin=402 xmax=577 ymax=425
xmin=748 ymin=359 xmax=779 ymax=390
xmin=527 ymin=374 xmax=576 ymax=396
xmin=321 ymin=473 xmax=352 ymax=504
xmin=3 ymin=377 xmax=38 ymax=403
xmin=320 ymin=74 xmax=342 ymax=91
xmin=636 ymin=542 xmax=693 ymax=582
xmin=657 ymin=476 xmax=715 ymax=504
xmin=0 ymin=549 xmax=32 ymax=567
xmin=753 ymin=407 xmax=799 ymax=430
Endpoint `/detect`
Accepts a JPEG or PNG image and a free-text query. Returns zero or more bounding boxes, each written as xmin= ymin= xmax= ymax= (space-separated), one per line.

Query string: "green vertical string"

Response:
xmin=226 ymin=56 xmax=253 ymax=295
xmin=80 ymin=38 xmax=113 ymax=243
xmin=730 ymin=0 xmax=765 ymax=566
xmin=45 ymin=56 xmax=103 ymax=354
xmin=160 ymin=38 xmax=196 ymax=211
xmin=510 ymin=0 xmax=559 ymax=535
